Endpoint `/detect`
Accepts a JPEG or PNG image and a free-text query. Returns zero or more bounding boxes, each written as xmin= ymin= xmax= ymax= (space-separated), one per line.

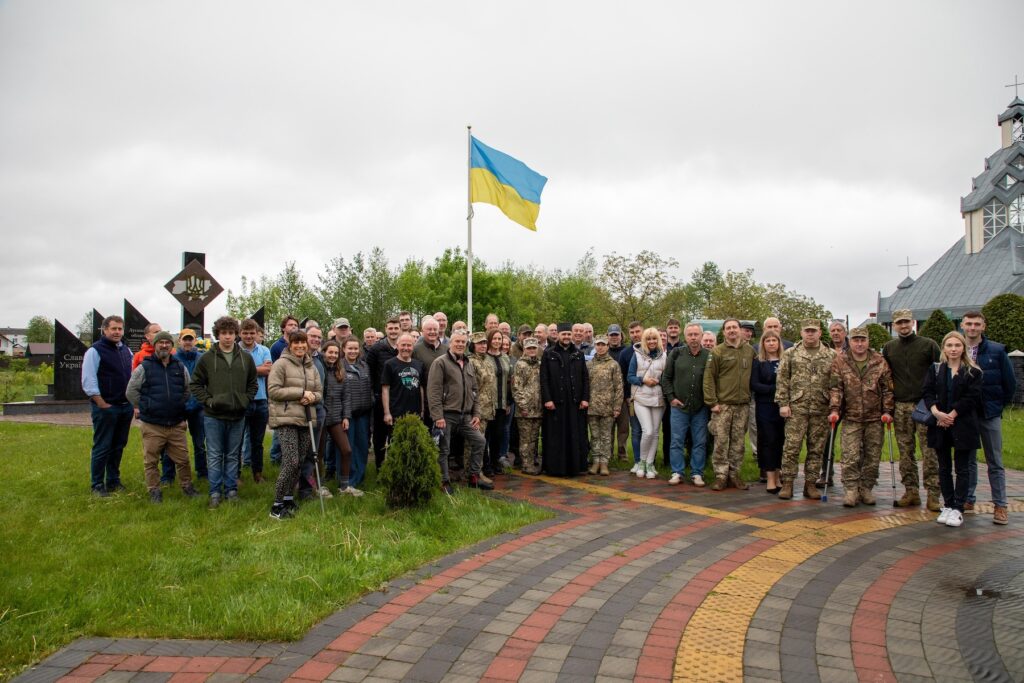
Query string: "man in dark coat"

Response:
xmin=541 ymin=323 xmax=591 ymax=476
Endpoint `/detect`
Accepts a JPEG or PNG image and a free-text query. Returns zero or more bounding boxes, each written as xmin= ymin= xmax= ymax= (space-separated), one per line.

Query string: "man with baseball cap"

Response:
xmin=176 ymin=328 xmax=208 ymax=479
xmin=333 ymin=318 xmax=353 ymax=347
xmin=883 ymin=309 xmax=941 ymax=510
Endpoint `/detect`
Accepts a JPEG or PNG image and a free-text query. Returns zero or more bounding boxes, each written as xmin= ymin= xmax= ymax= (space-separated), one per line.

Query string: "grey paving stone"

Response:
xmin=341 ymin=654 xmax=382 ymax=670
xmin=597 ymin=655 xmax=637 ymax=678
xmin=401 ymin=657 xmax=451 ymax=682
xmin=559 ymin=656 xmax=599 ymax=676
xmin=128 ymin=673 xmax=172 ymax=683
xmin=39 ymin=648 xmax=92 ymax=668
xmin=326 ymin=666 xmax=368 ymax=682
xmin=368 ymin=659 xmax=412 ymax=679
xmin=95 ymin=672 xmax=136 ymax=683
xmin=67 ymin=637 xmax=114 ymax=651
xmin=12 ymin=667 xmax=71 ymax=683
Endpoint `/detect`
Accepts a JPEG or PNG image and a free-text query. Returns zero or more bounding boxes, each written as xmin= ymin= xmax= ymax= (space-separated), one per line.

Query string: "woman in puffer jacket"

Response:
xmin=268 ymin=330 xmax=323 ymax=519
xmin=627 ymin=327 xmax=666 ymax=480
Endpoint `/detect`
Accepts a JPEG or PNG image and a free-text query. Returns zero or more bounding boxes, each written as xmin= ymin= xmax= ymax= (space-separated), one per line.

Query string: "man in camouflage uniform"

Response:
xmin=513 ymin=337 xmax=544 ymax=474
xmin=703 ymin=318 xmax=755 ymax=491
xmin=468 ymin=332 xmax=498 ymax=475
xmin=828 ymin=327 xmax=895 ymax=507
xmin=882 ymin=309 xmax=941 ymax=510
xmin=586 ymin=336 xmax=623 ymax=475
xmin=776 ymin=319 xmax=836 ymax=500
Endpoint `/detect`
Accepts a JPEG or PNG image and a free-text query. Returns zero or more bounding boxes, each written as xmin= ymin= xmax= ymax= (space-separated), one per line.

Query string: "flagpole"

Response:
xmin=466 ymin=125 xmax=474 ymax=333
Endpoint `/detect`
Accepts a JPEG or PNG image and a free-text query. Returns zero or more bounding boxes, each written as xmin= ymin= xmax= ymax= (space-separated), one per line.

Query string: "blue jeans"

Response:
xmin=968 ymin=415 xmax=1007 ymax=507
xmin=669 ymin=405 xmax=709 ymax=476
xmin=629 ymin=413 xmax=642 ymax=463
xmin=204 ymin=416 xmax=244 ymax=497
xmin=244 ymin=399 xmax=269 ymax=474
xmin=90 ymin=402 xmax=133 ymax=491
xmin=348 ymin=412 xmax=371 ymax=488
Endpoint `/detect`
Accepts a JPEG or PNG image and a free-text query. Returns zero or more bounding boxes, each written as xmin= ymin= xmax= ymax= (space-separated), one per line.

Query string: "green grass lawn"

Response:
xmin=0 ymin=423 xmax=551 ymax=681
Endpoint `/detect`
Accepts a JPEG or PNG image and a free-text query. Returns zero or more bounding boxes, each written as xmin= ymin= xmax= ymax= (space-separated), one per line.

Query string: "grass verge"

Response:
xmin=0 ymin=422 xmax=551 ymax=680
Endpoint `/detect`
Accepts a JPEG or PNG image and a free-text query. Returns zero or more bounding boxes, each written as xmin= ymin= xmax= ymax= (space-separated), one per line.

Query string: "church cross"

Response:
xmin=1008 ymin=74 xmax=1024 ymax=98
xmin=898 ymin=257 xmax=918 ymax=278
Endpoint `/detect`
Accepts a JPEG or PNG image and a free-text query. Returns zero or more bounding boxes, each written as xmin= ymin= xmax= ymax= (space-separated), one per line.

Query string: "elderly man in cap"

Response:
xmin=586 ymin=335 xmax=623 ymax=475
xmin=126 ymin=331 xmax=200 ymax=503
xmin=883 ymin=309 xmax=941 ymax=510
xmin=176 ymin=328 xmax=207 ymax=479
xmin=332 ymin=318 xmax=354 ymax=348
xmin=829 ymin=327 xmax=894 ymax=506
xmin=541 ymin=322 xmax=590 ymax=476
xmin=513 ymin=336 xmax=544 ymax=474
xmin=775 ymin=319 xmax=837 ymax=500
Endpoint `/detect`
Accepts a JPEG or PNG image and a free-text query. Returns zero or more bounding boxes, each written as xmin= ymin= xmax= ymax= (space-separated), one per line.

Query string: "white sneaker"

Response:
xmin=945 ymin=509 xmax=964 ymax=527
xmin=318 ymin=486 xmax=334 ymax=499
xmin=341 ymin=486 xmax=364 ymax=497
xmin=692 ymin=474 xmax=706 ymax=488
xmin=645 ymin=465 xmax=657 ymax=479
xmin=630 ymin=462 xmax=642 ymax=475
xmin=635 ymin=463 xmax=646 ymax=478
xmin=668 ymin=473 xmax=682 ymax=485
xmin=936 ymin=507 xmax=951 ymax=524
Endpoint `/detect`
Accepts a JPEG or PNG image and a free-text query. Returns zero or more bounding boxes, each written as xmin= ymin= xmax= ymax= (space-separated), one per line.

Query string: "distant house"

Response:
xmin=877 ymin=97 xmax=1024 ymax=328
xmin=27 ymin=342 xmax=55 ymax=365
xmin=0 ymin=332 xmax=13 ymax=356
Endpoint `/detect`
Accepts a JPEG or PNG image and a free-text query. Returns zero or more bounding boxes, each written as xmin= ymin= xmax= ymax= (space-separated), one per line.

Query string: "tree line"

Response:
xmin=223 ymin=248 xmax=833 ymax=336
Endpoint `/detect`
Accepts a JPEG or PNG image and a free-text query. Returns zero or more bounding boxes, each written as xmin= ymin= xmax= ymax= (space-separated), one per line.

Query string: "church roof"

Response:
xmin=997 ymin=97 xmax=1024 ymax=124
xmin=960 ymin=140 xmax=1024 ymax=213
xmin=877 ymin=227 xmax=1024 ymax=323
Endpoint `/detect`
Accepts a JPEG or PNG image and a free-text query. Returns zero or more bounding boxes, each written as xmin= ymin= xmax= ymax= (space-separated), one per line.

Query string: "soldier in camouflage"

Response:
xmin=882 ymin=309 xmax=942 ymax=511
xmin=586 ymin=336 xmax=624 ymax=475
xmin=776 ymin=319 xmax=837 ymax=500
xmin=468 ymin=332 xmax=498 ymax=474
xmin=513 ymin=337 xmax=544 ymax=474
xmin=702 ymin=318 xmax=755 ymax=491
xmin=828 ymin=327 xmax=895 ymax=507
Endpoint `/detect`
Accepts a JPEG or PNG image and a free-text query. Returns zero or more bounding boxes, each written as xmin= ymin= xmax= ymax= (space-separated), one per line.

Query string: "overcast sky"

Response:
xmin=2 ymin=1 xmax=1022 ymax=333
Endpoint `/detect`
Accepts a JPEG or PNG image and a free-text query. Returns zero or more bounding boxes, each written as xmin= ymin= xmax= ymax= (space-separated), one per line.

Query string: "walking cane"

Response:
xmin=821 ymin=421 xmax=837 ymax=503
xmin=304 ymin=405 xmax=326 ymax=516
xmin=886 ymin=423 xmax=898 ymax=506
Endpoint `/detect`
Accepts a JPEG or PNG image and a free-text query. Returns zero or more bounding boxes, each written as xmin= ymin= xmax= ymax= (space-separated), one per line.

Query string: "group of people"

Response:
xmin=81 ymin=305 xmax=1014 ymax=526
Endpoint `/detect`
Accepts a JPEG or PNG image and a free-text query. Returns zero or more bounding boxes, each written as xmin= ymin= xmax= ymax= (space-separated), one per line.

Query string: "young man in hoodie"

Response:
xmin=189 ymin=316 xmax=257 ymax=508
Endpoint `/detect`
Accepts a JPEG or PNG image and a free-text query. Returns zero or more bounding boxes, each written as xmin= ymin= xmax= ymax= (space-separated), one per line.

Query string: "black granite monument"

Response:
xmin=53 ymin=320 xmax=87 ymax=401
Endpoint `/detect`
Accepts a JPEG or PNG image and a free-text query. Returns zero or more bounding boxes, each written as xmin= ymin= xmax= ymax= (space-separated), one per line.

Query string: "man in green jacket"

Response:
xmin=190 ymin=316 xmax=258 ymax=507
xmin=663 ymin=322 xmax=711 ymax=486
xmin=703 ymin=318 xmax=755 ymax=491
xmin=882 ymin=309 xmax=941 ymax=510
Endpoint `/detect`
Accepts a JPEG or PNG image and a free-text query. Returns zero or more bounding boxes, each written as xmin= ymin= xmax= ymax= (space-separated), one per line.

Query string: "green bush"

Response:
xmin=378 ymin=414 xmax=442 ymax=509
xmin=982 ymin=293 xmax=1024 ymax=353
xmin=866 ymin=323 xmax=891 ymax=351
xmin=918 ymin=309 xmax=954 ymax=346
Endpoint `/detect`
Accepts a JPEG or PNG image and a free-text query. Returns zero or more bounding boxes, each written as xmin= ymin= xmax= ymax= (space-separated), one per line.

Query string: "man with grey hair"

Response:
xmin=413 ymin=316 xmax=447 ymax=389
xmin=433 ymin=311 xmax=449 ymax=343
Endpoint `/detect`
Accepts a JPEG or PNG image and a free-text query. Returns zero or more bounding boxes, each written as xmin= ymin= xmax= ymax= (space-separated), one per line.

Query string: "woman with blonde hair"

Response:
xmin=921 ymin=331 xmax=982 ymax=528
xmin=751 ymin=331 xmax=784 ymax=493
xmin=627 ymin=327 xmax=666 ymax=479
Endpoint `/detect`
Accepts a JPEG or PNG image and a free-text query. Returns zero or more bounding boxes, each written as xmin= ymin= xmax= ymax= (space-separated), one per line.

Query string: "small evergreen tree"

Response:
xmin=866 ymin=323 xmax=890 ymax=351
xmin=378 ymin=414 xmax=442 ymax=509
xmin=918 ymin=309 xmax=954 ymax=347
xmin=982 ymin=293 xmax=1024 ymax=352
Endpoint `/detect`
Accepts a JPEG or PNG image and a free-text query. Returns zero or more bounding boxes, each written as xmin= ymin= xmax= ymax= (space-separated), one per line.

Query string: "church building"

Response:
xmin=877 ymin=95 xmax=1024 ymax=327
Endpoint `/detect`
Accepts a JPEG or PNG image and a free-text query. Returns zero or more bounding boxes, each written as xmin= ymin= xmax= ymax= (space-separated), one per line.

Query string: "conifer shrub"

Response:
xmin=378 ymin=414 xmax=442 ymax=509
xmin=866 ymin=323 xmax=891 ymax=351
xmin=918 ymin=309 xmax=954 ymax=347
xmin=982 ymin=293 xmax=1024 ymax=353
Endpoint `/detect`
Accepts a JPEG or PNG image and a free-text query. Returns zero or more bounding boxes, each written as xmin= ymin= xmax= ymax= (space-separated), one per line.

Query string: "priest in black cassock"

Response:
xmin=540 ymin=322 xmax=590 ymax=476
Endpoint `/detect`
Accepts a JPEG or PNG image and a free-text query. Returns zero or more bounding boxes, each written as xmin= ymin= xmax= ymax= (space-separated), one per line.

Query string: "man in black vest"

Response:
xmin=81 ymin=315 xmax=135 ymax=497
xmin=126 ymin=331 xmax=200 ymax=503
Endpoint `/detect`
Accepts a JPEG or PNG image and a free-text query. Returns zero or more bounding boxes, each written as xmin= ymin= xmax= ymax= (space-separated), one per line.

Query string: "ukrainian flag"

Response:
xmin=470 ymin=137 xmax=548 ymax=231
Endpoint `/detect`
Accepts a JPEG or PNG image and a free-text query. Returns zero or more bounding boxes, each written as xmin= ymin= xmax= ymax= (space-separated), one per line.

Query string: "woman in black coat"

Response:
xmin=751 ymin=331 xmax=785 ymax=493
xmin=921 ymin=331 xmax=982 ymax=528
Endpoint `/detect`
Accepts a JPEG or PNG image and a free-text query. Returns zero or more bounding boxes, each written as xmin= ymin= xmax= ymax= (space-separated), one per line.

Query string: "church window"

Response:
xmin=984 ymin=200 xmax=1008 ymax=242
xmin=1014 ymin=116 xmax=1024 ymax=143
xmin=1013 ymin=154 xmax=1024 ymax=171
xmin=999 ymin=173 xmax=1017 ymax=189
xmin=1010 ymin=195 xmax=1024 ymax=231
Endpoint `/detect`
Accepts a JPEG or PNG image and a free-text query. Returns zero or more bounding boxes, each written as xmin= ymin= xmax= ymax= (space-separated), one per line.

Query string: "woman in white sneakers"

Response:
xmin=628 ymin=327 xmax=666 ymax=479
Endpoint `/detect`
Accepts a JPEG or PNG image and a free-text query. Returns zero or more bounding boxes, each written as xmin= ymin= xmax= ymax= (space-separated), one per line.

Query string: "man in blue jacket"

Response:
xmin=961 ymin=312 xmax=1016 ymax=525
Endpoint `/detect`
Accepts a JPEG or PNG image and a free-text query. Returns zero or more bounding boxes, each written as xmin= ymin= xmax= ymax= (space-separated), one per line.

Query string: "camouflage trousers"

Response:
xmin=893 ymin=402 xmax=939 ymax=495
xmin=839 ymin=420 xmax=883 ymax=490
xmin=518 ymin=417 xmax=542 ymax=474
xmin=781 ymin=412 xmax=829 ymax=483
xmin=588 ymin=415 xmax=615 ymax=464
xmin=711 ymin=403 xmax=749 ymax=479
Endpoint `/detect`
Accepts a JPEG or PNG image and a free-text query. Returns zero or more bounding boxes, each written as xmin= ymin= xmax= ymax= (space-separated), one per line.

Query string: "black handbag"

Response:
xmin=911 ymin=399 xmax=936 ymax=427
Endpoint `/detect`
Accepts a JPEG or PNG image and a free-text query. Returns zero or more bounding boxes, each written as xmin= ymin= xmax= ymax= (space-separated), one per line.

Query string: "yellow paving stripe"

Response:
xmin=673 ymin=510 xmax=932 ymax=683
xmin=532 ymin=475 xmax=778 ymax=528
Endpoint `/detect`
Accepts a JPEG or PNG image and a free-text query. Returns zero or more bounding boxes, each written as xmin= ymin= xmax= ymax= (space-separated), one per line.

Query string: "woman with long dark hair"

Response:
xmin=320 ymin=340 xmax=361 ymax=496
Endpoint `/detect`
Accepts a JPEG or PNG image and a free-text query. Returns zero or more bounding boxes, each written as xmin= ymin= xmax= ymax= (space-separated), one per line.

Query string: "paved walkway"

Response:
xmin=15 ymin=465 xmax=1024 ymax=683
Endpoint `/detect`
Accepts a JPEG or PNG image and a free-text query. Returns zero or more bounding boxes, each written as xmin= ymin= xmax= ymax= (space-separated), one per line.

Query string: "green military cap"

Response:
xmin=892 ymin=309 xmax=914 ymax=323
xmin=594 ymin=335 xmax=609 ymax=345
xmin=849 ymin=327 xmax=869 ymax=338
xmin=471 ymin=331 xmax=487 ymax=344
xmin=801 ymin=318 xmax=821 ymax=331
xmin=523 ymin=337 xmax=540 ymax=349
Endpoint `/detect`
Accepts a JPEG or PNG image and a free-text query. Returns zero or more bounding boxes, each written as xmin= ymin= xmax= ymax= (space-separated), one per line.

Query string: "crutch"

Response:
xmin=304 ymin=405 xmax=326 ymax=516
xmin=821 ymin=421 xmax=837 ymax=503
xmin=886 ymin=422 xmax=898 ymax=506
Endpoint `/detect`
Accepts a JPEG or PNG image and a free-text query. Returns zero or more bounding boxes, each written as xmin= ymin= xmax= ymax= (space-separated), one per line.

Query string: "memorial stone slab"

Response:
xmin=123 ymin=300 xmax=150 ymax=354
xmin=54 ymin=320 xmax=87 ymax=400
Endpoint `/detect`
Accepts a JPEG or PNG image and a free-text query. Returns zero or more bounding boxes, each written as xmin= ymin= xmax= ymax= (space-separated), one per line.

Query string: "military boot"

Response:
xmin=894 ymin=488 xmax=920 ymax=508
xmin=843 ymin=489 xmax=859 ymax=507
xmin=599 ymin=462 xmax=610 ymax=476
xmin=777 ymin=481 xmax=794 ymax=500
xmin=926 ymin=491 xmax=942 ymax=512
xmin=803 ymin=481 xmax=822 ymax=500
xmin=710 ymin=476 xmax=728 ymax=491
xmin=859 ymin=487 xmax=876 ymax=506
xmin=728 ymin=472 xmax=750 ymax=490
xmin=588 ymin=461 xmax=600 ymax=475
